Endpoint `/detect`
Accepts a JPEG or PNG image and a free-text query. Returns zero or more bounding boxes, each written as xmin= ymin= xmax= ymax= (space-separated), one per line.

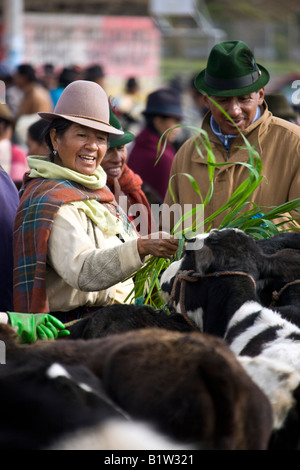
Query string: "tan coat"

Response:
xmin=162 ymin=103 xmax=300 ymax=233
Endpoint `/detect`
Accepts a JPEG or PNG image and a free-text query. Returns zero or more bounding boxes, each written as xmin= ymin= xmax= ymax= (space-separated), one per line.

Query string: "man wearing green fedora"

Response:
xmin=162 ymin=40 xmax=300 ymax=231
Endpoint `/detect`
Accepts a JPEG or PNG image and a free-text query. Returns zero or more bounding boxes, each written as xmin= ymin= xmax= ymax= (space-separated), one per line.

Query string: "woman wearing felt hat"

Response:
xmin=13 ymin=80 xmax=178 ymax=321
xmin=162 ymin=40 xmax=300 ymax=231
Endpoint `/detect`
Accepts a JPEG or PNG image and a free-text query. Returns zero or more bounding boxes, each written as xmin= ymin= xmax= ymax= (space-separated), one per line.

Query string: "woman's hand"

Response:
xmin=137 ymin=231 xmax=179 ymax=259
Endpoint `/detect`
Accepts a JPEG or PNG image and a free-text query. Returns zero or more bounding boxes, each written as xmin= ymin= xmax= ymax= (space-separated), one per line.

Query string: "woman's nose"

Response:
xmin=85 ymin=136 xmax=101 ymax=151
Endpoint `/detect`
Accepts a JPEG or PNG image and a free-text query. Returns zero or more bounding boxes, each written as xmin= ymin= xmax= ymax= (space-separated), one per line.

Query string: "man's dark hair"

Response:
xmin=17 ymin=64 xmax=37 ymax=83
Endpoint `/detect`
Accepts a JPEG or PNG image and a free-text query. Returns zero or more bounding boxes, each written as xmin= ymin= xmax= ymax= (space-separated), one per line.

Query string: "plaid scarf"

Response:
xmin=13 ymin=174 xmax=116 ymax=313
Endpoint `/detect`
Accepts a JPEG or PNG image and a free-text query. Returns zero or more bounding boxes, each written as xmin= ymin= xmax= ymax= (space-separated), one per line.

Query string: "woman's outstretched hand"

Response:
xmin=137 ymin=231 xmax=179 ymax=259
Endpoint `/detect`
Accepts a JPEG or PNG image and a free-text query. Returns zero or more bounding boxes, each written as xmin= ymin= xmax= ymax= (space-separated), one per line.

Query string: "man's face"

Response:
xmin=203 ymin=89 xmax=265 ymax=135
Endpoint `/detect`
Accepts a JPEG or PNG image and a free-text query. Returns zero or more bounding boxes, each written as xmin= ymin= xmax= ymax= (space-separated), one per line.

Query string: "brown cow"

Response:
xmin=0 ymin=323 xmax=273 ymax=450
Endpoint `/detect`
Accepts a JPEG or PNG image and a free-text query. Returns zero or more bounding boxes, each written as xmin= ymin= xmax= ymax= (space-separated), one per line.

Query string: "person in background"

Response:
xmin=183 ymin=74 xmax=208 ymax=130
xmin=162 ymin=40 xmax=300 ymax=232
xmin=13 ymin=64 xmax=53 ymax=149
xmin=14 ymin=64 xmax=53 ymax=118
xmin=265 ymin=92 xmax=299 ymax=125
xmin=0 ymin=62 xmax=23 ymax=117
xmin=0 ymin=164 xmax=69 ymax=343
xmin=50 ymin=66 xmax=79 ymax=108
xmin=115 ymin=76 xmax=145 ymax=134
xmin=127 ymin=87 xmax=183 ymax=204
xmin=26 ymin=119 xmax=50 ymax=156
xmin=84 ymin=64 xmax=105 ymax=89
xmin=172 ymin=73 xmax=209 ymax=151
xmin=101 ymin=108 xmax=156 ymax=235
xmin=39 ymin=63 xmax=58 ymax=93
xmin=0 ymin=164 xmax=19 ymax=312
xmin=13 ymin=80 xmax=178 ymax=322
xmin=0 ymin=103 xmax=28 ymax=188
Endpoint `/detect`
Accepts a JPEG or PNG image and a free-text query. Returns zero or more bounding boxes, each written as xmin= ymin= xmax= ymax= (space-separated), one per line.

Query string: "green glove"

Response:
xmin=7 ymin=312 xmax=70 ymax=344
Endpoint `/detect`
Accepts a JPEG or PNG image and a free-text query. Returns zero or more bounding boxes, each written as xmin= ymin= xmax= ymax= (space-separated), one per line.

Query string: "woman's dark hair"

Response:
xmin=44 ymin=118 xmax=73 ymax=160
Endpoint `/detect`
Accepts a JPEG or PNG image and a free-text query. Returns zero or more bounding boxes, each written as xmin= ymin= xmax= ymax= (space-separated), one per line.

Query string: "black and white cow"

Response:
xmin=160 ymin=228 xmax=300 ymax=449
xmin=67 ymin=303 xmax=194 ymax=339
xmin=160 ymin=228 xmax=300 ymax=342
xmin=0 ymin=323 xmax=194 ymax=451
xmin=0 ymin=356 xmax=128 ymax=450
xmin=255 ymin=231 xmax=300 ymax=326
xmin=255 ymin=231 xmax=300 ymax=255
xmin=257 ymin=278 xmax=300 ymax=327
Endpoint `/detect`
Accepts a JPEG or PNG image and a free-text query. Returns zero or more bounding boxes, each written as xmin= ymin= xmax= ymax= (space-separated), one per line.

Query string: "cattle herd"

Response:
xmin=1 ymin=228 xmax=300 ymax=450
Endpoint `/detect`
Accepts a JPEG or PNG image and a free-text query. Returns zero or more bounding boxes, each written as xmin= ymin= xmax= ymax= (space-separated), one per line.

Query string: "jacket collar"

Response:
xmin=210 ymin=105 xmax=262 ymax=149
xmin=192 ymin=102 xmax=269 ymax=165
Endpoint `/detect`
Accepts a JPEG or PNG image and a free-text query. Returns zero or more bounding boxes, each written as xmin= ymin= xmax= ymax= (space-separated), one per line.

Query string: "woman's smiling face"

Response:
xmin=50 ymin=123 xmax=108 ymax=175
xmin=101 ymin=145 xmax=127 ymax=181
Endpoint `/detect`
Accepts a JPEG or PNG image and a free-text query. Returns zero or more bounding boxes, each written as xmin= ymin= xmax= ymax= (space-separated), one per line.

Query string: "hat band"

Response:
xmin=204 ymin=70 xmax=260 ymax=91
xmin=65 ymin=114 xmax=113 ymax=127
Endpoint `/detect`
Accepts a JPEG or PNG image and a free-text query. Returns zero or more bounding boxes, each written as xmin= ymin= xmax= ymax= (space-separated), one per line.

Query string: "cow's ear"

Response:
xmin=193 ymin=245 xmax=214 ymax=274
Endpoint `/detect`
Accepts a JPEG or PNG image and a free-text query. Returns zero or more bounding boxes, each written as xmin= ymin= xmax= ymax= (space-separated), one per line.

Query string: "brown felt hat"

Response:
xmin=39 ymin=80 xmax=123 ymax=136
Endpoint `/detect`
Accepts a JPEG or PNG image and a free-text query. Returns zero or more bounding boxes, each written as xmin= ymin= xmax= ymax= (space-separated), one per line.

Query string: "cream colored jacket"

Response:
xmin=46 ymin=204 xmax=143 ymax=312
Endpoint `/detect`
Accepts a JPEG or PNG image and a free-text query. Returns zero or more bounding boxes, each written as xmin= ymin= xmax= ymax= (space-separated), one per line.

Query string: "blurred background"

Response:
xmin=0 ymin=0 xmax=299 ymax=96
xmin=0 ymin=0 xmax=299 ymax=164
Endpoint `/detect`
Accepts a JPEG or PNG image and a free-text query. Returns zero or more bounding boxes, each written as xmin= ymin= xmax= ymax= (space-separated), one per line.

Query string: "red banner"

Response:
xmin=22 ymin=14 xmax=161 ymax=79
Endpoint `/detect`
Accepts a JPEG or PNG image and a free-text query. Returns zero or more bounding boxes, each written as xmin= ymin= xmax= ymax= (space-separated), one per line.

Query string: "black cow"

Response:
xmin=160 ymin=228 xmax=300 ymax=449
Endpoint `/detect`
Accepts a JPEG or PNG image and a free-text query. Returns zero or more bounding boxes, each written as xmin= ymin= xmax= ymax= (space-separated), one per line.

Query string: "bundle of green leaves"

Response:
xmin=124 ymin=99 xmax=300 ymax=308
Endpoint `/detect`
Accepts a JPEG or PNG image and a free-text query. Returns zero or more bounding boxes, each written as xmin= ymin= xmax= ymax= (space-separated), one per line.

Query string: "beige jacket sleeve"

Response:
xmin=0 ymin=312 xmax=8 ymax=324
xmin=47 ymin=204 xmax=144 ymax=292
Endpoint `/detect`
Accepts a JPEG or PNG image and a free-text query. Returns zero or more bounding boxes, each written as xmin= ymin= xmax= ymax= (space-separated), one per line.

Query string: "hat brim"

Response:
xmin=109 ymin=130 xmax=135 ymax=148
xmin=38 ymin=112 xmax=124 ymax=136
xmin=194 ymin=64 xmax=270 ymax=97
xmin=142 ymin=109 xmax=183 ymax=119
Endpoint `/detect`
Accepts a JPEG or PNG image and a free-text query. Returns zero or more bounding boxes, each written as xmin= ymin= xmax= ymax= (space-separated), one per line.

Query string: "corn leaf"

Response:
xmin=125 ymin=98 xmax=300 ymax=306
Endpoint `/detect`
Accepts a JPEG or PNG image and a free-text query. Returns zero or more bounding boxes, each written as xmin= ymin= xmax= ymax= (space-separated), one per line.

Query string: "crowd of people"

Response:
xmin=0 ymin=39 xmax=300 ymax=342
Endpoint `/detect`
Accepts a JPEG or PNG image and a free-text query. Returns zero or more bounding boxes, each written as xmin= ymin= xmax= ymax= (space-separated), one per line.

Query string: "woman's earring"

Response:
xmin=53 ymin=150 xmax=57 ymax=156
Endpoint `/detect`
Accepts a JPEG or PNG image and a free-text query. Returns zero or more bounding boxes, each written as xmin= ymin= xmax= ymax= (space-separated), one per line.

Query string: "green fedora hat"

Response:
xmin=194 ymin=40 xmax=270 ymax=97
xmin=109 ymin=107 xmax=135 ymax=148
